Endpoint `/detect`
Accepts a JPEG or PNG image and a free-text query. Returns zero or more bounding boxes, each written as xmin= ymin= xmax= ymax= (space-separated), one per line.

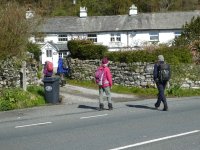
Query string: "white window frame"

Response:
xmin=87 ymin=34 xmax=97 ymax=42
xmin=58 ymin=52 xmax=68 ymax=58
xmin=58 ymin=52 xmax=62 ymax=58
xmin=110 ymin=33 xmax=121 ymax=42
xmin=35 ymin=36 xmax=44 ymax=43
xmin=149 ymin=32 xmax=159 ymax=42
xmin=174 ymin=31 xmax=181 ymax=38
xmin=58 ymin=34 xmax=68 ymax=42
xmin=46 ymin=50 xmax=52 ymax=57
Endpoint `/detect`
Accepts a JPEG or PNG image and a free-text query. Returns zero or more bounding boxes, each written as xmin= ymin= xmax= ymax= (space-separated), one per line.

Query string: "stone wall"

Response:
xmin=70 ymin=59 xmax=200 ymax=89
xmin=1 ymin=58 xmax=200 ymax=89
xmin=0 ymin=59 xmax=39 ymax=88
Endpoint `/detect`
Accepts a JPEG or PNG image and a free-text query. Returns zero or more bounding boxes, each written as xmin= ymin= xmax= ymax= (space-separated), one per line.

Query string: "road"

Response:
xmin=0 ymin=97 xmax=199 ymax=150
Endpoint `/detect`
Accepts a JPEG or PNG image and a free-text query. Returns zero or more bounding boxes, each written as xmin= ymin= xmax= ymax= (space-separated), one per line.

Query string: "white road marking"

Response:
xmin=109 ymin=130 xmax=200 ymax=150
xmin=15 ymin=122 xmax=52 ymax=128
xmin=80 ymin=114 xmax=108 ymax=119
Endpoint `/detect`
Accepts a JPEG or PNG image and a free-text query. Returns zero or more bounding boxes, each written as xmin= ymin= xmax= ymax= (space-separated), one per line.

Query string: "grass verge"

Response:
xmin=67 ymin=79 xmax=200 ymax=98
xmin=0 ymin=85 xmax=45 ymax=111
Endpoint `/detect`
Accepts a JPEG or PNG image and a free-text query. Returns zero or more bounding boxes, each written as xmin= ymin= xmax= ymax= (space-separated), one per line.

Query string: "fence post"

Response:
xmin=21 ymin=61 xmax=27 ymax=91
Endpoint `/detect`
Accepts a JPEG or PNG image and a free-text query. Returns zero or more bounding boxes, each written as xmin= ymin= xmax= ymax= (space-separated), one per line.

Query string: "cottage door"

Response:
xmin=45 ymin=49 xmax=53 ymax=63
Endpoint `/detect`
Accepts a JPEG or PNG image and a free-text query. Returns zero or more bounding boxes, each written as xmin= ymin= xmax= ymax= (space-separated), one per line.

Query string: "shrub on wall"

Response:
xmin=106 ymin=47 xmax=192 ymax=64
xmin=68 ymin=40 xmax=108 ymax=60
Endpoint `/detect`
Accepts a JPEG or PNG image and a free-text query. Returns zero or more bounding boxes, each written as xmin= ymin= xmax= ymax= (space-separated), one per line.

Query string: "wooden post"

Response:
xmin=21 ymin=61 xmax=27 ymax=91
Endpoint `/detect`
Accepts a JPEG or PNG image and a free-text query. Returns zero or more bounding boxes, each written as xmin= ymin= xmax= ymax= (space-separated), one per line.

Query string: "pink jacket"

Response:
xmin=98 ymin=65 xmax=113 ymax=88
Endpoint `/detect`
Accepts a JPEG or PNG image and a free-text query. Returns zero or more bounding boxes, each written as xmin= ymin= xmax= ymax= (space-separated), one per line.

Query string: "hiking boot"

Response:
xmin=99 ymin=103 xmax=104 ymax=111
xmin=163 ymin=101 xmax=168 ymax=111
xmin=108 ymin=103 xmax=113 ymax=110
xmin=154 ymin=103 xmax=159 ymax=109
xmin=163 ymin=106 xmax=168 ymax=111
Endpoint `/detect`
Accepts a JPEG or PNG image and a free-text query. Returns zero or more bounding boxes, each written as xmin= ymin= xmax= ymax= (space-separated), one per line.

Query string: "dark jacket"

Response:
xmin=153 ymin=61 xmax=163 ymax=82
xmin=153 ymin=61 xmax=171 ymax=83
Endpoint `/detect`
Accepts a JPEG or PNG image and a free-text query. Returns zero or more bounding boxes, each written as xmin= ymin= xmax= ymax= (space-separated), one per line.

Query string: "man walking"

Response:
xmin=153 ymin=55 xmax=171 ymax=111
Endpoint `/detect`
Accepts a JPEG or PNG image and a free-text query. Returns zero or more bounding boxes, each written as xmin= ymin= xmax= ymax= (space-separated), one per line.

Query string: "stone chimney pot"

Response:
xmin=129 ymin=4 xmax=138 ymax=16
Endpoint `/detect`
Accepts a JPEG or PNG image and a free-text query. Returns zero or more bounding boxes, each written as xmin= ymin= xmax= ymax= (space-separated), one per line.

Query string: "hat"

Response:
xmin=158 ymin=55 xmax=164 ymax=61
xmin=102 ymin=57 xmax=109 ymax=65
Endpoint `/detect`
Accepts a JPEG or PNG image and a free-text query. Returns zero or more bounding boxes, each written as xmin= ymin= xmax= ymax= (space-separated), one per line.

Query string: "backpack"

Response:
xmin=95 ymin=68 xmax=104 ymax=86
xmin=158 ymin=63 xmax=170 ymax=82
xmin=46 ymin=61 xmax=53 ymax=72
xmin=62 ymin=59 xmax=69 ymax=69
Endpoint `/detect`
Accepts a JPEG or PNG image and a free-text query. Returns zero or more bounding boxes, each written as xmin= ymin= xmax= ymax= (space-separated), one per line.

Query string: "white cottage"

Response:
xmin=29 ymin=5 xmax=200 ymax=67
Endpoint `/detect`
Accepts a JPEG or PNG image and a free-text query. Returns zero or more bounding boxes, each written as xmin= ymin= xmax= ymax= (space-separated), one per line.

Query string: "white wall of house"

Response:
xmin=159 ymin=31 xmax=176 ymax=44
xmin=44 ymin=34 xmax=58 ymax=43
xmin=30 ymin=30 xmax=180 ymax=50
xmin=29 ymin=29 xmax=181 ymax=67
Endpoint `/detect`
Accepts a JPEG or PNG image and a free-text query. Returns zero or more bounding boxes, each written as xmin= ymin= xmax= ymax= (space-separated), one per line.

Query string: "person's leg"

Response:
xmin=60 ymin=73 xmax=65 ymax=86
xmin=162 ymin=82 xmax=168 ymax=111
xmin=104 ymin=86 xmax=113 ymax=110
xmin=155 ymin=83 xmax=162 ymax=108
xmin=99 ymin=87 xmax=104 ymax=110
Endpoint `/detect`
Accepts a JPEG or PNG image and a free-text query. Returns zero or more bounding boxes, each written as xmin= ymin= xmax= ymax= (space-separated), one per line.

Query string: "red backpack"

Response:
xmin=46 ymin=61 xmax=53 ymax=72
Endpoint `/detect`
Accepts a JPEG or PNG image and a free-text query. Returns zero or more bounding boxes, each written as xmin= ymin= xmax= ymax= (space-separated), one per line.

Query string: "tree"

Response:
xmin=26 ymin=42 xmax=41 ymax=61
xmin=173 ymin=16 xmax=200 ymax=63
xmin=0 ymin=2 xmax=41 ymax=60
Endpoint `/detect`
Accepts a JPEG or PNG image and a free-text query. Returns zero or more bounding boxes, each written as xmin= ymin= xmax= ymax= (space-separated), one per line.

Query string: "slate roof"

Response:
xmin=42 ymin=42 xmax=68 ymax=50
xmin=55 ymin=44 xmax=68 ymax=50
xmin=38 ymin=11 xmax=200 ymax=33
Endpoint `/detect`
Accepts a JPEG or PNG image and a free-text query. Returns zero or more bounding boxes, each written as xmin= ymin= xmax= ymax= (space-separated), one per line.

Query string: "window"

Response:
xmin=35 ymin=37 xmax=44 ymax=43
xmin=46 ymin=50 xmax=52 ymax=57
xmin=58 ymin=52 xmax=62 ymax=58
xmin=58 ymin=34 xmax=68 ymax=42
xmin=110 ymin=33 xmax=121 ymax=42
xmin=87 ymin=34 xmax=97 ymax=42
xmin=174 ymin=31 xmax=181 ymax=38
xmin=59 ymin=52 xmax=68 ymax=58
xmin=149 ymin=32 xmax=159 ymax=41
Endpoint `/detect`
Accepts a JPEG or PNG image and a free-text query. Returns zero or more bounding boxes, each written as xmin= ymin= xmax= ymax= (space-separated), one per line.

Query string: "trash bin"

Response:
xmin=42 ymin=77 xmax=60 ymax=104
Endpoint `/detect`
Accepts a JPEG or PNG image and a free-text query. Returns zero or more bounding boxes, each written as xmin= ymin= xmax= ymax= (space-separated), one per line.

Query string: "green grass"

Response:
xmin=67 ymin=79 xmax=200 ymax=98
xmin=0 ymin=85 xmax=45 ymax=111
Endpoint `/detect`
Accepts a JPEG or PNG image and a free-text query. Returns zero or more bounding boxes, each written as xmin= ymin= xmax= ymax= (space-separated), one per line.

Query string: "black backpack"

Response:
xmin=158 ymin=63 xmax=170 ymax=82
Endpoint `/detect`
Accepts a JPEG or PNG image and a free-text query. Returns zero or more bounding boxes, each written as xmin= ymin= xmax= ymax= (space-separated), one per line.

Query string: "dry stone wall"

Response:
xmin=0 ymin=59 xmax=39 ymax=88
xmin=70 ymin=59 xmax=200 ymax=89
xmin=1 ymin=58 xmax=200 ymax=89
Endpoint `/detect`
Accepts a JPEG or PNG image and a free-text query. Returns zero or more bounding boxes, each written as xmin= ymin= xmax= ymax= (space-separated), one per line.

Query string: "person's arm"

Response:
xmin=153 ymin=63 xmax=158 ymax=82
xmin=106 ymin=67 xmax=113 ymax=87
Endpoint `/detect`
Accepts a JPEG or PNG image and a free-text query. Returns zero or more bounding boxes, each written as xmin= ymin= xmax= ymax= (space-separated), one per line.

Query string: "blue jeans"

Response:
xmin=99 ymin=86 xmax=112 ymax=104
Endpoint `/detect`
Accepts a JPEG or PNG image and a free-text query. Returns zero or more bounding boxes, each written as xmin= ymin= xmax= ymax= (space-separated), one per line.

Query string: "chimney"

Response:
xmin=129 ymin=4 xmax=137 ymax=16
xmin=26 ymin=8 xmax=34 ymax=19
xmin=80 ymin=7 xmax=87 ymax=18
xmin=73 ymin=0 xmax=76 ymax=5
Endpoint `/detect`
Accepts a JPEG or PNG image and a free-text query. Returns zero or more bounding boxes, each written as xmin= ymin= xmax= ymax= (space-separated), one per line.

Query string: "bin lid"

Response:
xmin=42 ymin=77 xmax=59 ymax=82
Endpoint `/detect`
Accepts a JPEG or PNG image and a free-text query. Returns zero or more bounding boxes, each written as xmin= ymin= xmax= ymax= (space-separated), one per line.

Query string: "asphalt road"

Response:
xmin=0 ymin=96 xmax=199 ymax=150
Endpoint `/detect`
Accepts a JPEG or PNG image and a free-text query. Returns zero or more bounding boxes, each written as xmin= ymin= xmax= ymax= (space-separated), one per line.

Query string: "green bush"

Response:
xmin=26 ymin=42 xmax=41 ymax=61
xmin=68 ymin=40 xmax=108 ymax=60
xmin=0 ymin=86 xmax=45 ymax=111
xmin=106 ymin=47 xmax=192 ymax=64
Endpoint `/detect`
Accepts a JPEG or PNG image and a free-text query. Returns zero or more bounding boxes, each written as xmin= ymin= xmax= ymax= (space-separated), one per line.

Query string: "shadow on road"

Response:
xmin=78 ymin=105 xmax=99 ymax=110
xmin=126 ymin=104 xmax=157 ymax=110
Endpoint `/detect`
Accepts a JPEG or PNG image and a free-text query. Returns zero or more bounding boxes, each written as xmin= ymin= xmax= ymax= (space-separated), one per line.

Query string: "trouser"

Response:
xmin=155 ymin=82 xmax=168 ymax=108
xmin=99 ymin=86 xmax=112 ymax=104
xmin=60 ymin=73 xmax=65 ymax=85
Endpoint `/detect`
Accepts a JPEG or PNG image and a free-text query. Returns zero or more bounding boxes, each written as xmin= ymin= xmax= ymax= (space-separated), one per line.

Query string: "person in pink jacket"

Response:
xmin=98 ymin=57 xmax=113 ymax=110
